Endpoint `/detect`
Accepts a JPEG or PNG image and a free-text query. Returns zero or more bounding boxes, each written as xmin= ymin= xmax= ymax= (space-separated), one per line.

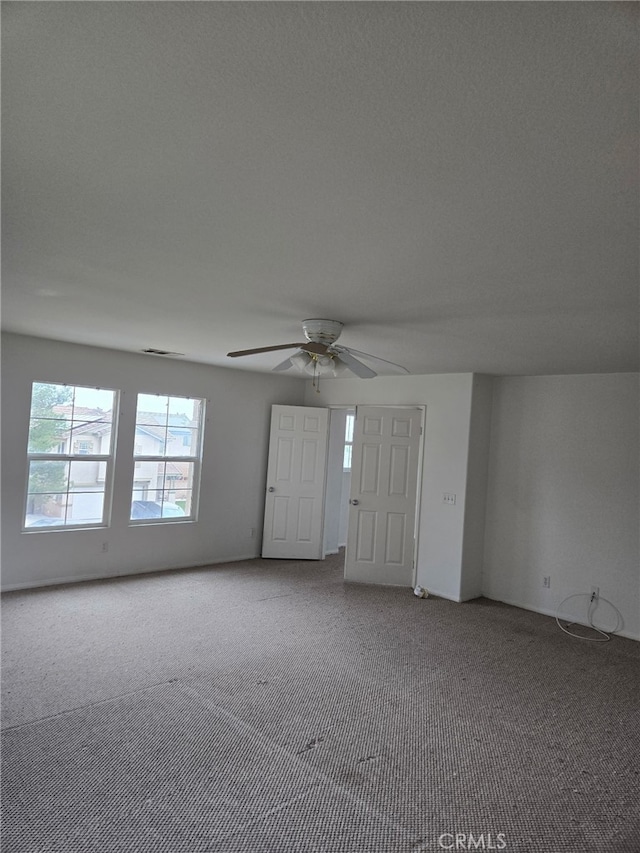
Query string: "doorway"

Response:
xmin=323 ymin=408 xmax=355 ymax=556
xmin=262 ymin=404 xmax=424 ymax=587
xmin=325 ymin=405 xmax=424 ymax=586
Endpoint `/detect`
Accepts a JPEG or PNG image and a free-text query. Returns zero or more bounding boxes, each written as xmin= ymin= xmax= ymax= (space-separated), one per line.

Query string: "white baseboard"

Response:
xmin=1 ymin=553 xmax=261 ymax=592
xmin=482 ymin=593 xmax=639 ymax=642
xmin=420 ymin=588 xmax=462 ymax=602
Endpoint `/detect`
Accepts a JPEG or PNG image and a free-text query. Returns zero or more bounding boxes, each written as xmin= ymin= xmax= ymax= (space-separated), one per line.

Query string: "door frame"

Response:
xmin=327 ymin=404 xmax=426 ymax=586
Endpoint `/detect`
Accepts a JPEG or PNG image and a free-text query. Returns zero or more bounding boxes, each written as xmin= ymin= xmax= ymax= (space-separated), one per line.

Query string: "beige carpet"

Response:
xmin=2 ymin=551 xmax=639 ymax=852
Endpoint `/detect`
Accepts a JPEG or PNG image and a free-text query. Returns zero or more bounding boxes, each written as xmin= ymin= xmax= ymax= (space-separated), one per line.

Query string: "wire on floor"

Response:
xmin=555 ymin=593 xmax=623 ymax=642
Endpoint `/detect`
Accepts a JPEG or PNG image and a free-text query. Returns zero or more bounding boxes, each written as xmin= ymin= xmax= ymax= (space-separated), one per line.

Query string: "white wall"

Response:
xmin=1 ymin=334 xmax=305 ymax=589
xmin=9 ymin=338 xmax=633 ymax=640
xmin=460 ymin=375 xmax=493 ymax=601
xmin=305 ymin=374 xmax=479 ymax=600
xmin=483 ymin=374 xmax=639 ymax=640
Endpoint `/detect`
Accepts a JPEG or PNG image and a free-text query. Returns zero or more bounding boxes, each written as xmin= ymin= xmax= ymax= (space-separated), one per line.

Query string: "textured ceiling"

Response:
xmin=2 ymin=2 xmax=638 ymax=376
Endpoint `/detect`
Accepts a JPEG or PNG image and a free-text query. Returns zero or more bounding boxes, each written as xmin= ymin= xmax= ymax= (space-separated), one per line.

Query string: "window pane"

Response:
xmin=72 ymin=387 xmax=115 ymax=416
xmin=136 ymin=395 xmax=169 ymax=426
xmin=29 ymin=383 xmax=72 ymax=418
xmin=69 ymin=460 xmax=103 ymax=486
xmin=66 ymin=491 xmax=105 ymax=524
xmin=130 ymin=495 xmax=189 ymax=520
xmin=345 ymin=414 xmax=355 ymax=443
xmin=168 ymin=396 xmax=201 ymax=418
xmin=130 ymin=461 xmax=194 ymax=493
xmin=343 ymin=445 xmax=353 ymax=470
xmin=28 ymin=460 xmax=69 ymax=494
xmin=156 ymin=491 xmax=191 ymax=517
xmin=69 ymin=419 xmax=112 ymax=450
xmin=130 ymin=499 xmax=160 ymax=520
xmin=134 ymin=426 xmax=167 ymax=456
xmin=130 ymin=462 xmax=195 ymax=519
xmin=25 ymin=498 xmax=66 ymax=527
xmin=134 ymin=396 xmax=201 ymax=452
xmin=28 ymin=384 xmax=116 ymax=452
xmin=159 ymin=461 xmax=194 ymax=492
xmin=164 ymin=427 xmax=199 ymax=457
xmin=132 ymin=461 xmax=164 ymax=491
xmin=28 ymin=418 xmax=71 ymax=453
xmin=167 ymin=400 xmax=201 ymax=446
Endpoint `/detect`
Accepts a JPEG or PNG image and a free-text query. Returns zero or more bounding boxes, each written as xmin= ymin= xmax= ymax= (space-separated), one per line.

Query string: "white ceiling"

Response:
xmin=2 ymin=2 xmax=638 ymax=377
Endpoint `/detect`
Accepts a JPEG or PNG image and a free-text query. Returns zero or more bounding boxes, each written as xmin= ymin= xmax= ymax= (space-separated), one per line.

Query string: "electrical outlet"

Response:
xmin=443 ymin=493 xmax=456 ymax=506
xmin=590 ymin=585 xmax=599 ymax=601
xmin=101 ymin=542 xmax=109 ymax=553
xmin=249 ymin=528 xmax=256 ymax=538
xmin=543 ymin=576 xmax=551 ymax=589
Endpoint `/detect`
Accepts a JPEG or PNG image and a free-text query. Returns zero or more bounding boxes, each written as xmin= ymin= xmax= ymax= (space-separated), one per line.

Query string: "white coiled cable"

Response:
xmin=555 ymin=593 xmax=623 ymax=642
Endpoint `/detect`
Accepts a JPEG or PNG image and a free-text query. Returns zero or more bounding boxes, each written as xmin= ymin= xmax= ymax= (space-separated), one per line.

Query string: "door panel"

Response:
xmin=360 ymin=444 xmax=381 ymax=493
xmin=385 ymin=513 xmax=406 ymax=564
xmin=262 ymin=405 xmax=329 ymax=559
xmin=356 ymin=511 xmax=377 ymax=562
xmin=345 ymin=406 xmax=422 ymax=585
xmin=271 ymin=496 xmax=289 ymax=541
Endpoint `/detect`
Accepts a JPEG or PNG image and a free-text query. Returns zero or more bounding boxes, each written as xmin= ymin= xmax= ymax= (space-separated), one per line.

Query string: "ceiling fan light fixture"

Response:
xmin=316 ymin=354 xmax=334 ymax=370
xmin=331 ymin=357 xmax=352 ymax=377
xmin=290 ymin=351 xmax=312 ymax=370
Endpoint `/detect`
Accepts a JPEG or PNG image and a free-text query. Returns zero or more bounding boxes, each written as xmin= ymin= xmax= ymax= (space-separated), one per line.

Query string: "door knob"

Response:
xmin=268 ymin=486 xmax=275 ymax=492
xmin=350 ymin=499 xmax=359 ymax=505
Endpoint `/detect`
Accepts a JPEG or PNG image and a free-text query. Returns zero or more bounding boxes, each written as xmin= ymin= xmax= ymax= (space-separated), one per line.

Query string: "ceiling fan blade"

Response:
xmin=339 ymin=346 xmax=410 ymax=374
xmin=335 ymin=349 xmax=377 ymax=379
xmin=227 ymin=342 xmax=309 ymax=357
xmin=272 ymin=356 xmax=295 ymax=372
xmin=228 ymin=341 xmax=329 ymax=358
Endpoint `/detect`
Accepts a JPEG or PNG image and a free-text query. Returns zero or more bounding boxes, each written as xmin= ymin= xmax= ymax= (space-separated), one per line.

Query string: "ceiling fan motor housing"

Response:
xmin=302 ymin=319 xmax=344 ymax=345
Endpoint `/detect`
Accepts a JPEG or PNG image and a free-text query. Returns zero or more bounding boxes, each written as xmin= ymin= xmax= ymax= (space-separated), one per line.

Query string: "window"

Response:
xmin=74 ymin=440 xmax=93 ymax=455
xmin=343 ymin=412 xmax=355 ymax=471
xmin=130 ymin=393 xmax=205 ymax=523
xmin=24 ymin=382 xmax=118 ymax=530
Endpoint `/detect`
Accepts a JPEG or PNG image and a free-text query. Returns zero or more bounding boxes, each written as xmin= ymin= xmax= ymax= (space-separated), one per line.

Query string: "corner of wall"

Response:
xmin=460 ymin=374 xmax=494 ymax=601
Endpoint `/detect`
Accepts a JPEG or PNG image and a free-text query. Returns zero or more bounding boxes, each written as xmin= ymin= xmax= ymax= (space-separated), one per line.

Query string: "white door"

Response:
xmin=262 ymin=405 xmax=329 ymax=560
xmin=345 ymin=406 xmax=422 ymax=585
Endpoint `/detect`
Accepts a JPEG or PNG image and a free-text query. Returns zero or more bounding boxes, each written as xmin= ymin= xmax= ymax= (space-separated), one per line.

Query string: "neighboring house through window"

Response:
xmin=24 ymin=382 xmax=118 ymax=529
xmin=130 ymin=393 xmax=205 ymax=523
xmin=74 ymin=440 xmax=94 ymax=455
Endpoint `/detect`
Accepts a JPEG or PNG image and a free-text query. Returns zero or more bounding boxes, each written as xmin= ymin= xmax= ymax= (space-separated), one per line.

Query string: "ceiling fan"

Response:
xmin=227 ymin=319 xmax=409 ymax=381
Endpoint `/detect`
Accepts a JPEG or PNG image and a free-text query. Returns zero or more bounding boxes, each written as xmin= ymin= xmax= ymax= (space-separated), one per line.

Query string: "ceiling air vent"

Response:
xmin=141 ymin=348 xmax=184 ymax=357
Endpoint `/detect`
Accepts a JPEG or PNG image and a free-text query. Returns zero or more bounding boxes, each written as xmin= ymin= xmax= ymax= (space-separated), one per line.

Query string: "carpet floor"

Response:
xmin=2 ymin=551 xmax=639 ymax=852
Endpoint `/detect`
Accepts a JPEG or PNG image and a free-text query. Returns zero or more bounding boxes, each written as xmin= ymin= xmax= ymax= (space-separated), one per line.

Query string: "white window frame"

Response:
xmin=23 ymin=382 xmax=119 ymax=532
xmin=130 ymin=393 xmax=206 ymax=525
